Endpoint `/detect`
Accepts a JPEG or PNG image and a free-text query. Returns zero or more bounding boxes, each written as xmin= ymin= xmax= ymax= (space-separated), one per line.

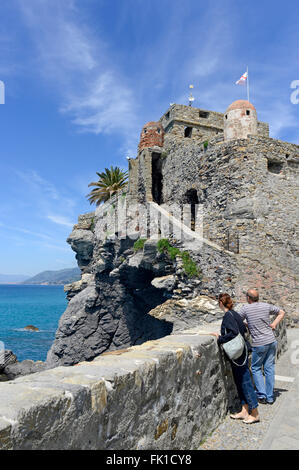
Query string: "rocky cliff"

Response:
xmin=46 ymin=210 xmax=236 ymax=367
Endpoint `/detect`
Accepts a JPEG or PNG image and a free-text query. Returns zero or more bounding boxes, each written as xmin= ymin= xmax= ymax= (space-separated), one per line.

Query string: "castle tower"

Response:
xmin=224 ymin=100 xmax=258 ymax=141
xmin=138 ymin=121 xmax=164 ymax=153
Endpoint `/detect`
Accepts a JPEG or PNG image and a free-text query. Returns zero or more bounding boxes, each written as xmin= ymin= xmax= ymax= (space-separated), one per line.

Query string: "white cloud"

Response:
xmin=14 ymin=168 xmax=79 ymax=229
xmin=18 ymin=0 xmax=139 ymax=148
xmin=0 ymin=222 xmax=51 ymax=240
xmin=47 ymin=215 xmax=74 ymax=228
xmin=16 ymin=169 xmax=59 ymax=200
xmin=14 ymin=0 xmax=299 ymax=149
xmin=40 ymin=242 xmax=73 ymax=252
xmin=62 ymin=71 xmax=138 ymax=136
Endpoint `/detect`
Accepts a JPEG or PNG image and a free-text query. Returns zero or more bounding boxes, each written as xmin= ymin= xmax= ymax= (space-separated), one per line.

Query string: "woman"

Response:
xmin=211 ymin=293 xmax=260 ymax=424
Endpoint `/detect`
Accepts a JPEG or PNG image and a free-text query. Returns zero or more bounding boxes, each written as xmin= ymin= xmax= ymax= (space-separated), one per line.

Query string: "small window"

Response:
xmin=246 ymin=110 xmax=250 ymax=116
xmin=225 ymin=114 xmax=228 ymax=119
xmin=267 ymin=160 xmax=283 ymax=174
xmin=144 ymin=129 xmax=147 ymax=134
xmin=184 ymin=127 xmax=192 ymax=138
xmin=199 ymin=111 xmax=209 ymax=119
xmin=165 ymin=112 xmax=170 ymax=119
xmin=157 ymin=128 xmax=161 ymax=134
xmin=286 ymin=153 xmax=290 ymax=159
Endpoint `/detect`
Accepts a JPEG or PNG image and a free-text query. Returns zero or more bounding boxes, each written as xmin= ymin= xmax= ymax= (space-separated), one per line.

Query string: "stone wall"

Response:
xmin=0 ymin=316 xmax=288 ymax=450
xmin=0 ymin=331 xmax=242 ymax=450
xmin=159 ymin=135 xmax=298 ymax=323
xmin=159 ymin=104 xmax=269 ymax=143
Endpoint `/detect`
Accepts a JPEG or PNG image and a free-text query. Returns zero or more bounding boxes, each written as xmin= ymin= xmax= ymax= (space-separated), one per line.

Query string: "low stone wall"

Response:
xmin=0 ymin=331 xmax=239 ymax=450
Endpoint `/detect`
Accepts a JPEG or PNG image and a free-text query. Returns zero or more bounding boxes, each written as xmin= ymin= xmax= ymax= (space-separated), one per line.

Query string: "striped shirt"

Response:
xmin=238 ymin=302 xmax=280 ymax=347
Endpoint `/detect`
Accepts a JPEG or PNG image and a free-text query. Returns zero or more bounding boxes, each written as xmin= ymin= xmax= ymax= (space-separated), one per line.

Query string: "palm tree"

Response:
xmin=86 ymin=166 xmax=128 ymax=205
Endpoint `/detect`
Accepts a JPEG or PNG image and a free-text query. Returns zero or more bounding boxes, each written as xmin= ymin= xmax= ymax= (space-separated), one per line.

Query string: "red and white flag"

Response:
xmin=236 ymin=71 xmax=248 ymax=85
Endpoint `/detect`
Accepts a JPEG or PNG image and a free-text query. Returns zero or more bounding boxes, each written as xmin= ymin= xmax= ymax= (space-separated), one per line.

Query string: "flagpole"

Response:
xmin=247 ymin=66 xmax=250 ymax=102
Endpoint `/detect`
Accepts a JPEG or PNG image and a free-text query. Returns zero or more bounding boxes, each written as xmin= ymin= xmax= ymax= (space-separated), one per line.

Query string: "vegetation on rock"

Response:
xmin=157 ymin=239 xmax=201 ymax=278
xmin=133 ymin=238 xmax=147 ymax=252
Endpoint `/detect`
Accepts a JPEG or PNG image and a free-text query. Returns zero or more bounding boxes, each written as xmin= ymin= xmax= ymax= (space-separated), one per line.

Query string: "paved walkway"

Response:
xmin=199 ymin=328 xmax=299 ymax=450
xmin=260 ymin=328 xmax=299 ymax=450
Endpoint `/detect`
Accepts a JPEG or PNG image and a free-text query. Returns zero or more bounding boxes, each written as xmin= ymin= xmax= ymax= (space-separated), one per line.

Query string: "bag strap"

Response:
xmin=231 ymin=342 xmax=248 ymax=367
xmin=226 ymin=311 xmax=248 ymax=367
xmin=224 ymin=311 xmax=240 ymax=335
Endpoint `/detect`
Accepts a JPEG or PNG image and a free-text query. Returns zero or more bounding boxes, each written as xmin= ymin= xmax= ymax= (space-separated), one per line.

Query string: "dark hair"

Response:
xmin=218 ymin=293 xmax=234 ymax=310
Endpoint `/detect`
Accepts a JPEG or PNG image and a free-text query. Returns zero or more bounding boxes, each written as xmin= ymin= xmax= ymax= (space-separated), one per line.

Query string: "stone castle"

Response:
xmin=129 ymin=100 xmax=269 ymax=204
xmin=127 ymin=99 xmax=298 ymax=313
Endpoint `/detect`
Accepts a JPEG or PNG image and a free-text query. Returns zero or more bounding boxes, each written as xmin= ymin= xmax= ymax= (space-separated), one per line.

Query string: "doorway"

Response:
xmin=152 ymin=153 xmax=163 ymax=205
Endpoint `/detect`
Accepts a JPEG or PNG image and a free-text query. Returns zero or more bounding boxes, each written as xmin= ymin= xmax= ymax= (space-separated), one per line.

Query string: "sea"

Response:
xmin=0 ymin=284 xmax=67 ymax=362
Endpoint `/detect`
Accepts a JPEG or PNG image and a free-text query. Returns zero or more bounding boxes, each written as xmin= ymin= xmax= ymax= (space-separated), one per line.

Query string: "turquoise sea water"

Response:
xmin=0 ymin=285 xmax=67 ymax=362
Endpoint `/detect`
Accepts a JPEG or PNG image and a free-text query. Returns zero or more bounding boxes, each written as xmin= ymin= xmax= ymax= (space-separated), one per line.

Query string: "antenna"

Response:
xmin=188 ymin=84 xmax=195 ymax=107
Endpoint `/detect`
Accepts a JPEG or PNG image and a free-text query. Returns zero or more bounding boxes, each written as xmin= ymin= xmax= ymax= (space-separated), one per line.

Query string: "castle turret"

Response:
xmin=138 ymin=121 xmax=164 ymax=153
xmin=224 ymin=100 xmax=258 ymax=141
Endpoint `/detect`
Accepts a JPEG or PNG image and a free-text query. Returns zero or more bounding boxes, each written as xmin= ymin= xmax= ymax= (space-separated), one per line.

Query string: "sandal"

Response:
xmin=242 ymin=417 xmax=260 ymax=424
xmin=230 ymin=413 xmax=248 ymax=420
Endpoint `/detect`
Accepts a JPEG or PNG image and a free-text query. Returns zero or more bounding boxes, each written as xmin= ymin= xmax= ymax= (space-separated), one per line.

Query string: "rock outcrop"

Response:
xmin=148 ymin=295 xmax=224 ymax=333
xmin=0 ymin=350 xmax=46 ymax=381
xmin=24 ymin=325 xmax=39 ymax=331
xmin=47 ymin=233 xmax=175 ymax=366
xmin=46 ymin=209 xmax=236 ymax=367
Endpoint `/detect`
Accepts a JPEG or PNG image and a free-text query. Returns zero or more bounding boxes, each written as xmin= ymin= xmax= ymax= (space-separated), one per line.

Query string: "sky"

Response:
xmin=0 ymin=0 xmax=298 ymax=276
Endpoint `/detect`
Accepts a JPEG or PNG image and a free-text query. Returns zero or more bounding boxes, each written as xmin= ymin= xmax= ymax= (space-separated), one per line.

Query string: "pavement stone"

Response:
xmin=260 ymin=328 xmax=299 ymax=450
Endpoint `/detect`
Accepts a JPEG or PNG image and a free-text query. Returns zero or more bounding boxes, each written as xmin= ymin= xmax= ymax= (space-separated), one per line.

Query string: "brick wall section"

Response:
xmin=138 ymin=121 xmax=164 ymax=152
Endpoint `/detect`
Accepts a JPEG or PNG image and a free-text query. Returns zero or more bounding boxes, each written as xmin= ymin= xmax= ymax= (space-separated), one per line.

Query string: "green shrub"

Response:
xmin=157 ymin=238 xmax=172 ymax=253
xmin=133 ymin=238 xmax=147 ymax=252
xmin=90 ymin=217 xmax=95 ymax=232
xmin=168 ymin=246 xmax=181 ymax=260
xmin=203 ymin=140 xmax=209 ymax=149
xmin=156 ymin=239 xmax=200 ymax=278
xmin=180 ymin=251 xmax=200 ymax=278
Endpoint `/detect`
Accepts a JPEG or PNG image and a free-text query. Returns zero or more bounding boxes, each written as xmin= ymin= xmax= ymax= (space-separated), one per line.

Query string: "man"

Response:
xmin=238 ymin=289 xmax=285 ymax=405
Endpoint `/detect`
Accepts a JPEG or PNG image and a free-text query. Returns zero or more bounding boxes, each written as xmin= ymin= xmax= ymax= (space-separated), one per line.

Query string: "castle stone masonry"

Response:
xmin=159 ymin=102 xmax=269 ymax=143
xmin=224 ymin=100 xmax=258 ymax=141
xmin=128 ymin=101 xmax=298 ymax=323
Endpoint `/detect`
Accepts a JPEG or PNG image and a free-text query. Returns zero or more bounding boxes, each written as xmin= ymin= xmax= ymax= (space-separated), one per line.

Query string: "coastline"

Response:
xmin=0 ymin=284 xmax=67 ymax=362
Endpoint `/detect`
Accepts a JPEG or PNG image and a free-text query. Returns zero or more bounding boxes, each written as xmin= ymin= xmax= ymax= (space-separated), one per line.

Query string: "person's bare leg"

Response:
xmin=230 ymin=404 xmax=249 ymax=419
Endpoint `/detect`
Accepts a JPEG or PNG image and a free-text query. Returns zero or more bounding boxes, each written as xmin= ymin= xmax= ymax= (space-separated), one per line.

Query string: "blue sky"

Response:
xmin=0 ymin=0 xmax=298 ymax=276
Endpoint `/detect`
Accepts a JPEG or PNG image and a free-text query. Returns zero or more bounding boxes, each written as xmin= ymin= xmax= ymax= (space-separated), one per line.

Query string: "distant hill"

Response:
xmin=22 ymin=268 xmax=81 ymax=285
xmin=0 ymin=274 xmax=29 ymax=284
